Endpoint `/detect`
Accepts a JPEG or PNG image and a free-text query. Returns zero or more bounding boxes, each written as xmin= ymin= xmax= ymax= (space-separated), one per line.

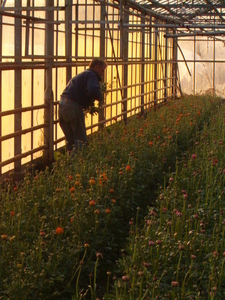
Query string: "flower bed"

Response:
xmin=0 ymin=94 xmax=223 ymax=299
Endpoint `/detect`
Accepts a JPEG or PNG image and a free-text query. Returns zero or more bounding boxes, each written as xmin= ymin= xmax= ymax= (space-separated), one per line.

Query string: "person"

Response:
xmin=58 ymin=59 xmax=107 ymax=153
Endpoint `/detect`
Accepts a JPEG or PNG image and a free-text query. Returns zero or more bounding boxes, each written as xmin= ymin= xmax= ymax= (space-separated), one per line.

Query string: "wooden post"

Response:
xmin=122 ymin=2 xmax=128 ymax=123
xmin=44 ymin=0 xmax=54 ymax=165
xmin=141 ymin=14 xmax=145 ymax=114
xmin=65 ymin=0 xmax=72 ymax=82
xmin=154 ymin=28 xmax=158 ymax=106
xmin=164 ymin=28 xmax=168 ymax=102
xmin=98 ymin=1 xmax=106 ymax=130
xmin=172 ymin=30 xmax=178 ymax=98
xmin=14 ymin=0 xmax=22 ymax=173
xmin=0 ymin=13 xmax=2 ymax=176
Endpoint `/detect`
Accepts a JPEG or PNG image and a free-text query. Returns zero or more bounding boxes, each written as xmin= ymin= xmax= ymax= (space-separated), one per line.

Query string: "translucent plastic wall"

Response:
xmin=178 ymin=36 xmax=225 ymax=96
xmin=0 ymin=0 xmax=175 ymax=176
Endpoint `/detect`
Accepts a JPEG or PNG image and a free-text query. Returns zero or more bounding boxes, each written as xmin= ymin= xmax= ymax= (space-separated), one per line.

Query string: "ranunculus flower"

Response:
xmin=171 ymin=281 xmax=179 ymax=287
xmin=56 ymin=227 xmax=64 ymax=235
xmin=40 ymin=230 xmax=45 ymax=237
xmin=126 ymin=165 xmax=131 ymax=172
xmin=149 ymin=241 xmax=155 ymax=246
xmin=89 ymin=200 xmax=96 ymax=206
xmin=70 ymin=187 xmax=75 ymax=193
xmin=89 ymin=178 xmax=96 ymax=185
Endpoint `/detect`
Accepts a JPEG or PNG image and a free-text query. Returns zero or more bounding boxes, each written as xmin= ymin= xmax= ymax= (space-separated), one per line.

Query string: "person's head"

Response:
xmin=89 ymin=59 xmax=107 ymax=77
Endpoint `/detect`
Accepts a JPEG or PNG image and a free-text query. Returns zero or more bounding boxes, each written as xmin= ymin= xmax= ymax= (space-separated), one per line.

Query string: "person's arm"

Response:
xmin=86 ymin=72 xmax=102 ymax=101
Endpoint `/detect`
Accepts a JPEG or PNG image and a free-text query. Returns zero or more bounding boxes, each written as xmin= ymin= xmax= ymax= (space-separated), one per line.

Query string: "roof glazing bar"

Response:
xmin=165 ymin=30 xmax=225 ymax=37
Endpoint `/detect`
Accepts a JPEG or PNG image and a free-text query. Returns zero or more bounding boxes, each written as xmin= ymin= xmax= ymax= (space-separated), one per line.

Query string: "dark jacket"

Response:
xmin=60 ymin=69 xmax=102 ymax=109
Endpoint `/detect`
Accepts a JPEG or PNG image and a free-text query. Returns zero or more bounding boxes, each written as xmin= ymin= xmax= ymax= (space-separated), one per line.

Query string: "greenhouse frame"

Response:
xmin=0 ymin=0 xmax=224 ymax=178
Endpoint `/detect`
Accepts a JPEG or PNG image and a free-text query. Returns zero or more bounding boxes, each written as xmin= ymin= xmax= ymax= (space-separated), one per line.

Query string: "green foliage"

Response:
xmin=0 ymin=94 xmax=224 ymax=299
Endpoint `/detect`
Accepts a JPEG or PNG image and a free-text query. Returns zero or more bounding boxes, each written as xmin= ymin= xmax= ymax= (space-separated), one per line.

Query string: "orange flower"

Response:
xmin=149 ymin=141 xmax=153 ymax=146
xmin=89 ymin=200 xmax=96 ymax=206
xmin=70 ymin=187 xmax=75 ymax=193
xmin=56 ymin=188 xmax=61 ymax=192
xmin=56 ymin=227 xmax=64 ymax=235
xmin=105 ymin=208 xmax=111 ymax=214
xmin=126 ymin=165 xmax=131 ymax=172
xmin=89 ymin=178 xmax=96 ymax=185
xmin=109 ymin=188 xmax=115 ymax=193
xmin=112 ymin=199 xmax=116 ymax=204
xmin=102 ymin=173 xmax=108 ymax=182
xmin=68 ymin=175 xmax=73 ymax=181
xmin=94 ymin=209 xmax=100 ymax=214
xmin=75 ymin=180 xmax=80 ymax=186
xmin=1 ymin=234 xmax=8 ymax=240
xmin=13 ymin=187 xmax=17 ymax=191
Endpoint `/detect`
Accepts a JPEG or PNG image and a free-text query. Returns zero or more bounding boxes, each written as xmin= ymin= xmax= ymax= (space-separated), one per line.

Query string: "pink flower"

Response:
xmin=171 ymin=281 xmax=179 ymax=287
xmin=122 ymin=275 xmax=129 ymax=281
xmin=169 ymin=177 xmax=174 ymax=182
xmin=176 ymin=210 xmax=183 ymax=217
xmin=149 ymin=241 xmax=155 ymax=246
xmin=192 ymin=154 xmax=196 ymax=160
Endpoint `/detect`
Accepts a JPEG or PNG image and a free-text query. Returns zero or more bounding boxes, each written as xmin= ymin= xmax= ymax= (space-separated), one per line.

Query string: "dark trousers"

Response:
xmin=58 ymin=98 xmax=87 ymax=152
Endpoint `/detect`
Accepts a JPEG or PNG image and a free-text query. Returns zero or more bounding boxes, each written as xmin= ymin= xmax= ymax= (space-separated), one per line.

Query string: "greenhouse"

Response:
xmin=0 ymin=0 xmax=224 ymax=177
xmin=1 ymin=1 xmax=225 ymax=299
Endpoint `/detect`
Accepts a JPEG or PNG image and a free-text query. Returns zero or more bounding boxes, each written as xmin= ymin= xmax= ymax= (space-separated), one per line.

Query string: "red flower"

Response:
xmin=56 ymin=227 xmax=64 ymax=235
xmin=126 ymin=165 xmax=131 ymax=172
xmin=105 ymin=208 xmax=111 ymax=214
xmin=70 ymin=187 xmax=75 ymax=193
